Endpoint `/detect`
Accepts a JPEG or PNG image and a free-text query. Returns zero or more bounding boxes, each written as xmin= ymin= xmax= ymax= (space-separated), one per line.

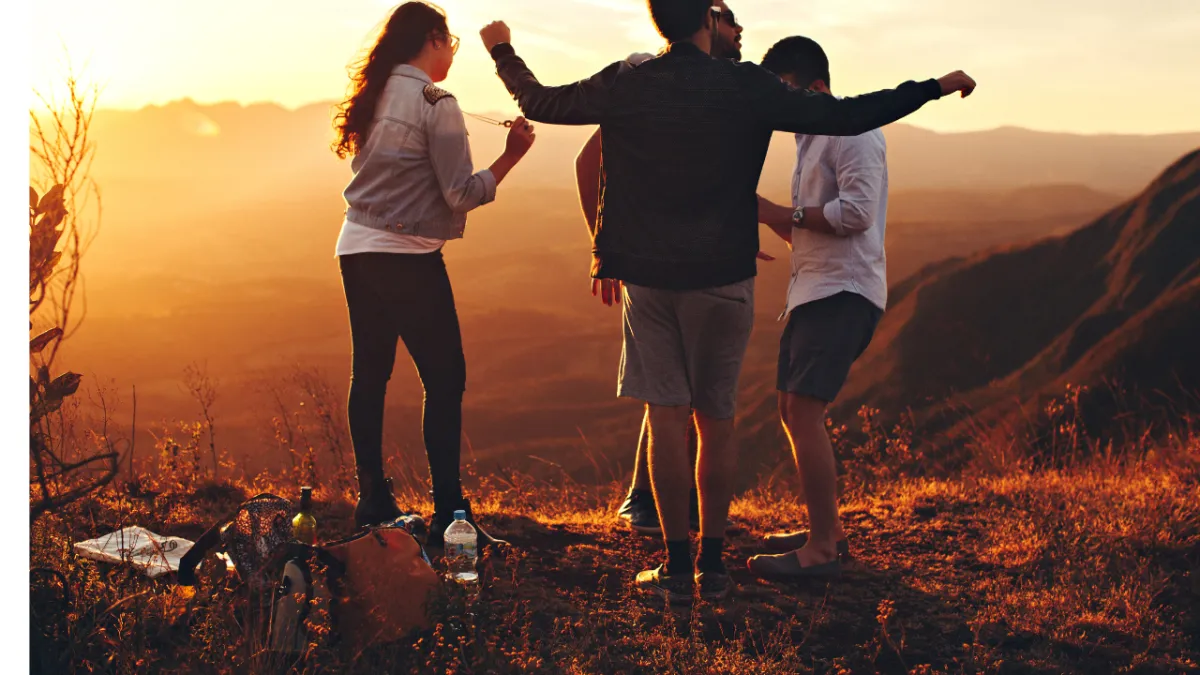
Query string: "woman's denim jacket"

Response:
xmin=343 ymin=64 xmax=497 ymax=239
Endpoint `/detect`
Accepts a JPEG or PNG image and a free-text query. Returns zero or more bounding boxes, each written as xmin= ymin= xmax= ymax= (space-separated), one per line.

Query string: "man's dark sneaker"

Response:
xmin=634 ymin=565 xmax=693 ymax=605
xmin=694 ymin=568 xmax=733 ymax=602
xmin=621 ymin=490 xmax=662 ymax=535
xmin=618 ymin=488 xmax=650 ymax=520
xmin=354 ymin=476 xmax=404 ymax=528
xmin=427 ymin=497 xmax=509 ymax=551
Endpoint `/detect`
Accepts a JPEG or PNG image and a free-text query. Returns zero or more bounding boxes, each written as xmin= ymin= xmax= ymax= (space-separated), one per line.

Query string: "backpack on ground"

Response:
xmin=323 ymin=523 xmax=441 ymax=653
xmin=178 ymin=495 xmax=440 ymax=653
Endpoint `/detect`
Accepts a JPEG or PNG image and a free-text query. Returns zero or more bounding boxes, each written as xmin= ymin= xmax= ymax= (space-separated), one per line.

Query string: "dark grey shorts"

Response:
xmin=777 ymin=291 xmax=883 ymax=403
xmin=619 ymin=279 xmax=755 ymax=420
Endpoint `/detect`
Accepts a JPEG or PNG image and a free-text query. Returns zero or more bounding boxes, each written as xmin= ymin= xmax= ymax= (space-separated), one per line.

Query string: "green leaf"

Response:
xmin=30 ymin=327 xmax=62 ymax=354
xmin=36 ymin=185 xmax=65 ymax=216
xmin=30 ymin=187 xmax=38 ymax=210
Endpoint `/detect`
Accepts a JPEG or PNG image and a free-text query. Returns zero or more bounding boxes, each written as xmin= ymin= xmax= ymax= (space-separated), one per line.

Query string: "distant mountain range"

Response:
xmin=80 ymin=99 xmax=1200 ymax=197
xmin=47 ymin=98 xmax=1199 ymax=480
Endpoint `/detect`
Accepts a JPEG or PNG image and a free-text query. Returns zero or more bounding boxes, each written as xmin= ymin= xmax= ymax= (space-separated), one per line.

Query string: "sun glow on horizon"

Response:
xmin=30 ymin=0 xmax=1200 ymax=135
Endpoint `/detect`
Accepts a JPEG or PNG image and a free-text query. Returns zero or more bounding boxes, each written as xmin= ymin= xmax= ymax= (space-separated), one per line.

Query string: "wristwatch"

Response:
xmin=791 ymin=207 xmax=806 ymax=228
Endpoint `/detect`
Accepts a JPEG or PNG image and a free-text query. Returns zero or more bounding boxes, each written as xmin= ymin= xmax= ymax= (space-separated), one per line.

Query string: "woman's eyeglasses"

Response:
xmin=438 ymin=32 xmax=460 ymax=55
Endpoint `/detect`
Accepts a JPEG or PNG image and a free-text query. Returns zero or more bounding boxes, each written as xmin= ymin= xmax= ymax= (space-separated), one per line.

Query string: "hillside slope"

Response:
xmin=837 ymin=149 xmax=1200 ymax=441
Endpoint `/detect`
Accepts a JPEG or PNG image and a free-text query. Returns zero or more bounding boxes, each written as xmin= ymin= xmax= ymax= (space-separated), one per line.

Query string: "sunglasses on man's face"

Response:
xmin=715 ymin=8 xmax=739 ymax=28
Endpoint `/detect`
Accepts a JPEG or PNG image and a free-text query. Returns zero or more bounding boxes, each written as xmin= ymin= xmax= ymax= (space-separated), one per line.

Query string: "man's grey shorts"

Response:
xmin=618 ymin=279 xmax=755 ymax=420
xmin=778 ymin=291 xmax=883 ymax=403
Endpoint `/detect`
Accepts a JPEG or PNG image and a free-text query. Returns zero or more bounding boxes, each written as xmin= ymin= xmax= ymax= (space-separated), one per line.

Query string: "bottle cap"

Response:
xmin=453 ymin=510 xmax=466 ymax=521
xmin=300 ymin=486 xmax=313 ymax=498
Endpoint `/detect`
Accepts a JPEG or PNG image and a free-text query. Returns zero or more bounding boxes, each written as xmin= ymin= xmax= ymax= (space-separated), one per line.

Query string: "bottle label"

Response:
xmin=446 ymin=542 xmax=476 ymax=560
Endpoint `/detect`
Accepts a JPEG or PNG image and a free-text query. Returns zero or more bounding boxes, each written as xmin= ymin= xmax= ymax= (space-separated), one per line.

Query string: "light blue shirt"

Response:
xmin=342 ymin=65 xmax=497 ymax=242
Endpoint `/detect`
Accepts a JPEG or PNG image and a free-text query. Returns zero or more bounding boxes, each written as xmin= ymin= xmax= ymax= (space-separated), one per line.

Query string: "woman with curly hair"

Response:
xmin=333 ymin=1 xmax=535 ymax=550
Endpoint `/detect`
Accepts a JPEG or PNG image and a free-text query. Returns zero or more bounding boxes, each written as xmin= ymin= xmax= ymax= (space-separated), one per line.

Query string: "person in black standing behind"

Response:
xmin=480 ymin=3 xmax=975 ymax=604
xmin=332 ymin=1 xmax=536 ymax=549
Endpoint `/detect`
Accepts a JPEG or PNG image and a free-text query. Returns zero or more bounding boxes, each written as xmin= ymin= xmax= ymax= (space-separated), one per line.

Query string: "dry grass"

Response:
xmin=30 ymin=423 xmax=1200 ymax=675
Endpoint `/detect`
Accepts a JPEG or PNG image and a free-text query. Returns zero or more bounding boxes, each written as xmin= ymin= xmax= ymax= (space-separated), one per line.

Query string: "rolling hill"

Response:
xmin=831 ymin=148 xmax=1200 ymax=452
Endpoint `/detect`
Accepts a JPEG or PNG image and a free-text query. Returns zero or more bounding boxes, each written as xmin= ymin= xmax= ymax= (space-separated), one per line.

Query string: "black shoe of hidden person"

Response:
xmin=621 ymin=489 xmax=662 ymax=535
xmin=354 ymin=476 xmax=405 ymax=528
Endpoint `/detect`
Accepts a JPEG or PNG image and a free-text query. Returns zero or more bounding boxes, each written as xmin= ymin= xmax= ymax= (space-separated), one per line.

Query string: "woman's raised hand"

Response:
xmin=504 ymin=116 xmax=536 ymax=159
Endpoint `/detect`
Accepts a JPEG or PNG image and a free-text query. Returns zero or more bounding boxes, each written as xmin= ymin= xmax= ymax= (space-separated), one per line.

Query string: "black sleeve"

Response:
xmin=490 ymin=43 xmax=624 ymax=125
xmin=741 ymin=62 xmax=943 ymax=136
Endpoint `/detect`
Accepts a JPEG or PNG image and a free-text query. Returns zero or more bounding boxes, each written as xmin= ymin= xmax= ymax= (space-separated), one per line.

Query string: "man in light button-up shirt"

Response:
xmin=751 ymin=36 xmax=895 ymax=580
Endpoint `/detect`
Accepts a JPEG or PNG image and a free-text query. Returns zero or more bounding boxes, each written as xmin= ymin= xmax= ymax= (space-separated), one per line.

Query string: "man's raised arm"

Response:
xmin=482 ymin=21 xmax=622 ymax=126
xmin=746 ymin=65 xmax=976 ymax=136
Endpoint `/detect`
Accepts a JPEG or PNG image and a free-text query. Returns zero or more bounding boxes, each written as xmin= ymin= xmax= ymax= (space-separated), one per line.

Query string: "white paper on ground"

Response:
xmin=73 ymin=526 xmax=196 ymax=579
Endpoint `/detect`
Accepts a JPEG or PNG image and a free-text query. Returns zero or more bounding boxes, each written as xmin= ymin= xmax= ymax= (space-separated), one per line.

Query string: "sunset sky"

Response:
xmin=29 ymin=0 xmax=1200 ymax=134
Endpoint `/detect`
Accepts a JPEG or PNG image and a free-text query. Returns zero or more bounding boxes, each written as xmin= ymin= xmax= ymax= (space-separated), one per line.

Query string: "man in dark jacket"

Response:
xmin=480 ymin=1 xmax=975 ymax=605
xmin=575 ymin=0 xmax=748 ymax=541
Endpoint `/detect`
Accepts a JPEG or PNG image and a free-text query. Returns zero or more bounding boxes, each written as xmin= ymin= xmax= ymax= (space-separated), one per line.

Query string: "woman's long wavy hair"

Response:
xmin=333 ymin=2 xmax=449 ymax=159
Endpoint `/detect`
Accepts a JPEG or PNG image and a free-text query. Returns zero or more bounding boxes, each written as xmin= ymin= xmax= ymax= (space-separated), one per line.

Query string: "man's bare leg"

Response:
xmin=632 ymin=409 xmax=698 ymax=491
xmin=687 ymin=413 xmax=699 ymax=469
xmin=646 ymin=403 xmax=693 ymax=572
xmin=783 ymin=393 xmax=845 ymax=566
xmin=631 ymin=408 xmax=652 ymax=490
xmin=693 ymin=412 xmax=736 ymax=541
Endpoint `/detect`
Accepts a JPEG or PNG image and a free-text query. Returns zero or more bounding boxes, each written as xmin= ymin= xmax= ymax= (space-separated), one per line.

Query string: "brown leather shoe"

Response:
xmin=764 ymin=531 xmax=852 ymax=561
xmin=747 ymin=551 xmax=842 ymax=580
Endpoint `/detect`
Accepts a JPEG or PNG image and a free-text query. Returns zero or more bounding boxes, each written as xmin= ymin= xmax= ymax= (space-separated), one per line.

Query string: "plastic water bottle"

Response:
xmin=443 ymin=510 xmax=478 ymax=584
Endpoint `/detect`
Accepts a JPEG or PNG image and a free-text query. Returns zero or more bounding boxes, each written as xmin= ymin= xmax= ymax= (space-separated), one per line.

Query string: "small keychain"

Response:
xmin=463 ymin=111 xmax=514 ymax=128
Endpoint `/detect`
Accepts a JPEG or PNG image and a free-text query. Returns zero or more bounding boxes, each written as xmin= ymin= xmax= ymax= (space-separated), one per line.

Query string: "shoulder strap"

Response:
xmin=177 ymin=493 xmax=287 ymax=586
xmin=294 ymin=558 xmax=316 ymax=627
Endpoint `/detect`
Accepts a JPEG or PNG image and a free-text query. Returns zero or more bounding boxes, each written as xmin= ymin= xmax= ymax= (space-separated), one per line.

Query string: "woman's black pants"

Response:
xmin=339 ymin=251 xmax=464 ymax=508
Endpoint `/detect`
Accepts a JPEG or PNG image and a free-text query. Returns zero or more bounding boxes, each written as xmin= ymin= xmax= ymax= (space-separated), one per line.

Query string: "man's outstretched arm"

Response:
xmin=483 ymin=21 xmax=622 ymax=125
xmin=749 ymin=66 xmax=976 ymax=136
